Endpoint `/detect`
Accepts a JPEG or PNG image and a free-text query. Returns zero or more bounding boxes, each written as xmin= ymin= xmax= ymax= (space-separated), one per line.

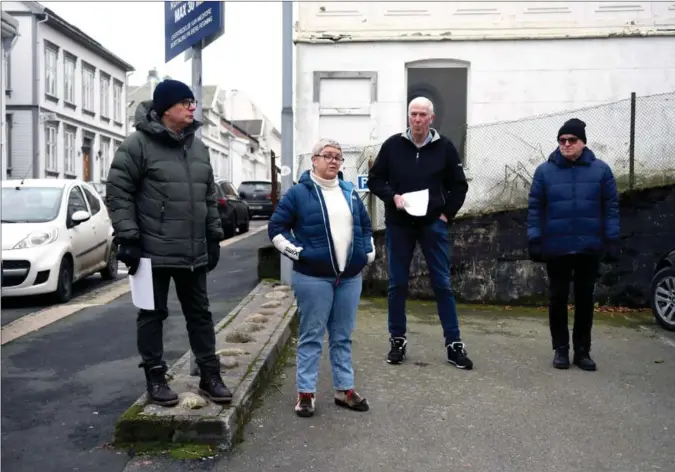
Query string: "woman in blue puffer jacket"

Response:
xmin=527 ymin=118 xmax=620 ymax=373
xmin=268 ymin=138 xmax=375 ymax=418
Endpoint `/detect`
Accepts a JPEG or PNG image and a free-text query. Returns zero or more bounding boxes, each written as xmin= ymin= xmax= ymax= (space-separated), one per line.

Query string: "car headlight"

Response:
xmin=13 ymin=228 xmax=59 ymax=249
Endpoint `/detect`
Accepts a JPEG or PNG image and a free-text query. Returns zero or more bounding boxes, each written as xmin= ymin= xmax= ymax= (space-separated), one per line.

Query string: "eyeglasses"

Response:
xmin=558 ymin=137 xmax=579 ymax=145
xmin=179 ymin=99 xmax=197 ymax=109
xmin=316 ymin=153 xmax=344 ymax=163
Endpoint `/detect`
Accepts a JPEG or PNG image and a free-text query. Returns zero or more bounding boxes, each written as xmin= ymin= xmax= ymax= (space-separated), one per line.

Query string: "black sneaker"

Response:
xmin=387 ymin=337 xmax=407 ymax=364
xmin=553 ymin=347 xmax=570 ymax=369
xmin=446 ymin=342 xmax=473 ymax=370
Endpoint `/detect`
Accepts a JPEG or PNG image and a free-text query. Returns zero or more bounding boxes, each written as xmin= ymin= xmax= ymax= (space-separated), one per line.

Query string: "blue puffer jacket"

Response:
xmin=268 ymin=170 xmax=374 ymax=280
xmin=527 ymin=147 xmax=620 ymax=257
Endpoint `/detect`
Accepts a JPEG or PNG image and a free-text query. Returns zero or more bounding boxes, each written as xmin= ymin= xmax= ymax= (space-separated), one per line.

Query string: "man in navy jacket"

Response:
xmin=367 ymin=96 xmax=472 ymax=370
xmin=527 ymin=118 xmax=620 ymax=371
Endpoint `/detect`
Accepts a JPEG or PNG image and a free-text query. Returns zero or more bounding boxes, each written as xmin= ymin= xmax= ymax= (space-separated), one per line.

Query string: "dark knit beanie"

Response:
xmin=557 ymin=118 xmax=587 ymax=143
xmin=152 ymin=79 xmax=195 ymax=117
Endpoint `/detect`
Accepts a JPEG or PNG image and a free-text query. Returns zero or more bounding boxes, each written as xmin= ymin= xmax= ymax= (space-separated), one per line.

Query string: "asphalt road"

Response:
xmin=0 ymin=223 xmax=270 ymax=472
xmin=1 ymin=221 xmax=266 ymax=326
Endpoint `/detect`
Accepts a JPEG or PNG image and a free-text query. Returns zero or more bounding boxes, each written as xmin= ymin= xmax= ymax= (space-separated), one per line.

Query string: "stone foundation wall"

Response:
xmin=362 ymin=184 xmax=675 ymax=308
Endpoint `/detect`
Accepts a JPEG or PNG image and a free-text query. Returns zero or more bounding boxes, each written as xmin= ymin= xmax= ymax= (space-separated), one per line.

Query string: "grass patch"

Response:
xmin=361 ymin=296 xmax=655 ymax=329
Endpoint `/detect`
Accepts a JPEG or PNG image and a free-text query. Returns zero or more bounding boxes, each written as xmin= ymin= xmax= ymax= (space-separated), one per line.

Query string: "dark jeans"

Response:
xmin=137 ymin=267 xmax=218 ymax=368
xmin=546 ymin=254 xmax=600 ymax=352
xmin=386 ymin=218 xmax=461 ymax=345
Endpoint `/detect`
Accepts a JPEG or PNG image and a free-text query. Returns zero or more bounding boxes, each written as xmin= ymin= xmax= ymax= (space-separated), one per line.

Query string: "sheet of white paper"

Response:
xmin=402 ymin=189 xmax=429 ymax=217
xmin=129 ymin=258 xmax=154 ymax=310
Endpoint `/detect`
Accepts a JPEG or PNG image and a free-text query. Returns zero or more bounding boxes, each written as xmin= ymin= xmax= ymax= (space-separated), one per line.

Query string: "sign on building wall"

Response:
xmin=356 ymin=174 xmax=369 ymax=193
xmin=164 ymin=1 xmax=225 ymax=62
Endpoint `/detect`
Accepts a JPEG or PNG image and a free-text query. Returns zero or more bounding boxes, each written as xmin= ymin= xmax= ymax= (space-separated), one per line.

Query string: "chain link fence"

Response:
xmin=295 ymin=91 xmax=675 ymax=231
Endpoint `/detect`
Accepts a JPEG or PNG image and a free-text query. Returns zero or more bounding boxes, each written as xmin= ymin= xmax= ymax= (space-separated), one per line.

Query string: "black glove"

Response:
xmin=207 ymin=241 xmax=221 ymax=272
xmin=117 ymin=241 xmax=141 ymax=275
xmin=528 ymin=238 xmax=545 ymax=263
xmin=603 ymin=240 xmax=620 ymax=263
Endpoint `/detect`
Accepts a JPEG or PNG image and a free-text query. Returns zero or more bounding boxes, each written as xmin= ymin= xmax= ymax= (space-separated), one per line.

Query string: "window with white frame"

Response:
xmin=82 ymin=65 xmax=95 ymax=112
xmin=100 ymin=137 xmax=111 ymax=180
xmin=64 ymin=127 xmax=77 ymax=175
xmin=45 ymin=124 xmax=58 ymax=172
xmin=64 ymin=56 xmax=76 ymax=103
xmin=45 ymin=46 xmax=58 ymax=97
xmin=100 ymin=74 xmax=110 ymax=117
xmin=113 ymin=81 xmax=122 ymax=122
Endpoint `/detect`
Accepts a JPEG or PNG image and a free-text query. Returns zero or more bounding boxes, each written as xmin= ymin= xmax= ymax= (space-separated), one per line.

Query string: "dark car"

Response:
xmin=214 ymin=179 xmax=250 ymax=239
xmin=649 ymin=248 xmax=675 ymax=331
xmin=238 ymin=180 xmax=278 ymax=218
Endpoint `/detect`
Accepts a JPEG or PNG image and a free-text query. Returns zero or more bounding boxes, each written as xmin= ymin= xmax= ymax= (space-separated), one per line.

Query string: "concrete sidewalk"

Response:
xmin=124 ymin=299 xmax=675 ymax=472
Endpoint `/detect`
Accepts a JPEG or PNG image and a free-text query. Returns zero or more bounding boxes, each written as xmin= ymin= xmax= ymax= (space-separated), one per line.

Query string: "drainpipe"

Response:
xmin=34 ymin=12 xmax=48 ymax=178
xmin=125 ymin=70 xmax=133 ymax=134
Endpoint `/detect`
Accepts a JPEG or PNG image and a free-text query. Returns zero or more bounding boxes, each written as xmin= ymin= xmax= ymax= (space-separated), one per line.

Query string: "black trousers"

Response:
xmin=546 ymin=254 xmax=600 ymax=352
xmin=137 ymin=267 xmax=218 ymax=369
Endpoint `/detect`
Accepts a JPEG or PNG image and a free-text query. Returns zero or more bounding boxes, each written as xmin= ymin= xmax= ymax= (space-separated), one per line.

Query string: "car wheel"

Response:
xmin=650 ymin=266 xmax=675 ymax=331
xmin=100 ymin=244 xmax=118 ymax=280
xmin=238 ymin=212 xmax=249 ymax=233
xmin=54 ymin=257 xmax=73 ymax=304
xmin=222 ymin=217 xmax=236 ymax=239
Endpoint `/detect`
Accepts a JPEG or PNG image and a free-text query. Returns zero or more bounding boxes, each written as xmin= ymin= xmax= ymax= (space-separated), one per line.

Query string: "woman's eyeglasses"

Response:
xmin=316 ymin=153 xmax=344 ymax=163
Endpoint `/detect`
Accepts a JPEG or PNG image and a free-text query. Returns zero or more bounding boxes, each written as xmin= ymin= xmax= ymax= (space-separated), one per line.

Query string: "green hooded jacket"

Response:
xmin=106 ymin=100 xmax=224 ymax=270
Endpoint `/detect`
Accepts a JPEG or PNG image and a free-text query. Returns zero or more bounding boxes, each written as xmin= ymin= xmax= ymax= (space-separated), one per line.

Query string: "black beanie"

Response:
xmin=152 ymin=79 xmax=195 ymax=117
xmin=557 ymin=118 xmax=587 ymax=143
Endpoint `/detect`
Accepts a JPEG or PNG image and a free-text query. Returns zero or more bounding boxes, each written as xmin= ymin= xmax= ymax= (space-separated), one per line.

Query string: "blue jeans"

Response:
xmin=386 ymin=218 xmax=461 ymax=345
xmin=291 ymin=270 xmax=362 ymax=393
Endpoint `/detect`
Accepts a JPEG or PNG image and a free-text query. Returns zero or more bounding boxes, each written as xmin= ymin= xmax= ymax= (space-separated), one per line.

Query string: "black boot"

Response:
xmin=573 ymin=349 xmax=597 ymax=371
xmin=552 ymin=346 xmax=570 ymax=369
xmin=141 ymin=362 xmax=179 ymax=406
xmin=198 ymin=364 xmax=233 ymax=404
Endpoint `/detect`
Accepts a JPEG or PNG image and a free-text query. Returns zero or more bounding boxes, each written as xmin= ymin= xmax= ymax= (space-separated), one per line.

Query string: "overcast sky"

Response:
xmin=43 ymin=1 xmax=283 ymax=127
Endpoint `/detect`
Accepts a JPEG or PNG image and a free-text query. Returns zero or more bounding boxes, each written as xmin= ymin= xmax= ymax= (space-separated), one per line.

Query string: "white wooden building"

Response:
xmin=3 ymin=1 xmax=134 ymax=182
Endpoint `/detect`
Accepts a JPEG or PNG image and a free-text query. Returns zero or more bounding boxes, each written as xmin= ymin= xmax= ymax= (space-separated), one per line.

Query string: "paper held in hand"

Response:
xmin=129 ymin=258 xmax=155 ymax=310
xmin=402 ymin=189 xmax=429 ymax=217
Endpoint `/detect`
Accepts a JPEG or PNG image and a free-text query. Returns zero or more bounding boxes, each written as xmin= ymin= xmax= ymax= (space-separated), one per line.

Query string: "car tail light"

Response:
xmin=265 ymin=194 xmax=271 ymax=199
xmin=218 ymin=197 xmax=227 ymax=206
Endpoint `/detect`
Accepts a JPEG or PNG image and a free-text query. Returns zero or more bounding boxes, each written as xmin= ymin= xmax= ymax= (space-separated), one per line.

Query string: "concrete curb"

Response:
xmin=114 ymin=279 xmax=297 ymax=449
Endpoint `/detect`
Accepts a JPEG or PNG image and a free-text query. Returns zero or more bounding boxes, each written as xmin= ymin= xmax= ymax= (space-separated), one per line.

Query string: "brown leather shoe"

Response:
xmin=295 ymin=392 xmax=315 ymax=417
xmin=334 ymin=389 xmax=369 ymax=412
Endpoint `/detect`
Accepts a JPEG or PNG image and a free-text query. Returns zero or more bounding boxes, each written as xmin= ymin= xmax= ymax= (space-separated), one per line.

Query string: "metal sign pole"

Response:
xmin=189 ymin=40 xmax=203 ymax=377
xmin=280 ymin=0 xmax=294 ymax=285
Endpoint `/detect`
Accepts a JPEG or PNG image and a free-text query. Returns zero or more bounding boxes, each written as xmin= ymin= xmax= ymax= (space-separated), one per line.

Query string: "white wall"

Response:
xmin=6 ymin=14 xmax=33 ymax=104
xmin=296 ymin=1 xmax=675 ymax=41
xmin=295 ymin=38 xmax=675 ymax=155
xmin=295 ymin=37 xmax=675 ymax=216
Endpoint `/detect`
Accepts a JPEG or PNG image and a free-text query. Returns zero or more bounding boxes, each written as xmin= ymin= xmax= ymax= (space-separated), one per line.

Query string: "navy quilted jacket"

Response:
xmin=268 ymin=170 xmax=374 ymax=280
xmin=527 ymin=147 xmax=620 ymax=257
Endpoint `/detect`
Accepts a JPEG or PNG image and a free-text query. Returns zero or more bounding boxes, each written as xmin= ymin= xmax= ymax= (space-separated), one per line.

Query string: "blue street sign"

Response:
xmin=356 ymin=174 xmax=369 ymax=192
xmin=165 ymin=1 xmax=225 ymax=63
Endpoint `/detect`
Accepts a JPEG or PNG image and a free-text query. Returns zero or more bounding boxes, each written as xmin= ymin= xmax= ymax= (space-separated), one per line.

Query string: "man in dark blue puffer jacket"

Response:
xmin=527 ymin=118 xmax=620 ymax=372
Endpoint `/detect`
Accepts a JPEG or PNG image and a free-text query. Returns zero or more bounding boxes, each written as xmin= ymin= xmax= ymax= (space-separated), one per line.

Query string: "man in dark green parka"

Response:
xmin=106 ymin=79 xmax=231 ymax=406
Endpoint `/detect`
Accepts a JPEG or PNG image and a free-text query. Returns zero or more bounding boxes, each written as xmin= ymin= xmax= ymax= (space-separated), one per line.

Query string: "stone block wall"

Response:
xmin=362 ymin=184 xmax=675 ymax=308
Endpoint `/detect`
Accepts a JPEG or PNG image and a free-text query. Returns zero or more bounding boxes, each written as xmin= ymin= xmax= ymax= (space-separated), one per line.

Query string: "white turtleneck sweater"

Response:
xmin=311 ymin=172 xmax=354 ymax=272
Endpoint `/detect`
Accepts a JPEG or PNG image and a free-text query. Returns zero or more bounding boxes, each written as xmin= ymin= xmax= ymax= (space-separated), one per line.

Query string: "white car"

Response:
xmin=1 ymin=179 xmax=118 ymax=302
